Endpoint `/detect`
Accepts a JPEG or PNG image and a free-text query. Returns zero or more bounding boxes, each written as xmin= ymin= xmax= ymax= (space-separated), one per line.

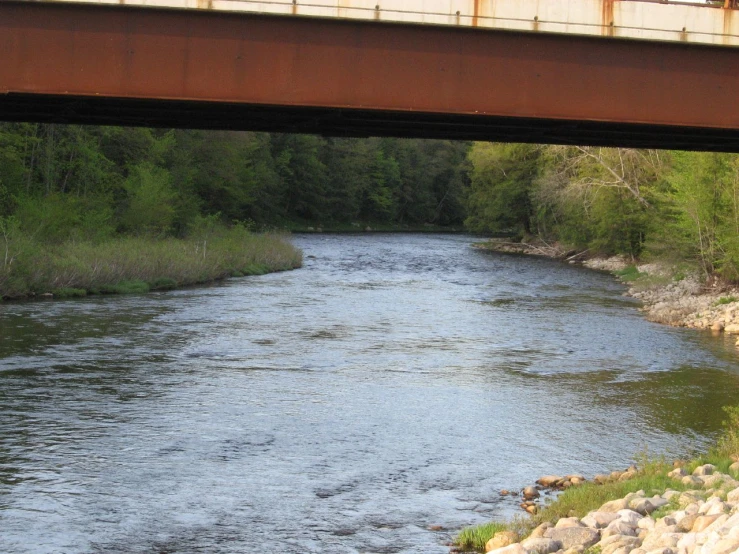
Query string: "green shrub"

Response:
xmin=711 ymin=405 xmax=739 ymax=460
xmin=52 ymin=287 xmax=87 ymax=298
xmin=715 ymin=296 xmax=738 ymax=306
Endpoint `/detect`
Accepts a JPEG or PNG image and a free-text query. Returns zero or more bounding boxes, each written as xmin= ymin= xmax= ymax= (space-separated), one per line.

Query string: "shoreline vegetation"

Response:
xmin=0 ymin=225 xmax=302 ymax=301
xmin=454 ymin=407 xmax=739 ymax=554
xmin=475 ymin=238 xmax=739 ymax=342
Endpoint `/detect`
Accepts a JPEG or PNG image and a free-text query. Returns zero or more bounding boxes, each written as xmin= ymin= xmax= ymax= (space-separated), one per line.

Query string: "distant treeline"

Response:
xmin=465 ymin=144 xmax=739 ymax=281
xmin=0 ymin=123 xmax=470 ymax=241
xmin=2 ymin=122 xmax=739 ymax=285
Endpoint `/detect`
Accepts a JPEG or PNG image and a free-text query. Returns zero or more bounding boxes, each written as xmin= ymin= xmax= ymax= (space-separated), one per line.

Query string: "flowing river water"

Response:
xmin=2 ymin=234 xmax=739 ymax=554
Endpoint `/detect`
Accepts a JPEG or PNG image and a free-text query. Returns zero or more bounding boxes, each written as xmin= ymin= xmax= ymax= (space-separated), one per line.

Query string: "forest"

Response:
xmin=1 ymin=122 xmax=739 ymax=297
xmin=465 ymin=143 xmax=739 ymax=281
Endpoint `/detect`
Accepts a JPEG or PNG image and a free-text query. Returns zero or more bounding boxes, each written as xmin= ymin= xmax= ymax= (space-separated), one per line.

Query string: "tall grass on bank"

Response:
xmin=0 ymin=226 xmax=302 ymax=299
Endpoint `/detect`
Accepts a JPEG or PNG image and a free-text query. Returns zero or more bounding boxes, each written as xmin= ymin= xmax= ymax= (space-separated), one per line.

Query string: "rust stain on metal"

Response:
xmin=292 ymin=0 xmax=297 ymax=15
xmin=724 ymin=9 xmax=733 ymax=44
xmin=197 ymin=0 xmax=213 ymax=8
xmin=473 ymin=0 xmax=480 ymax=27
xmin=533 ymin=15 xmax=539 ymax=32
xmin=601 ymin=0 xmax=615 ymax=36
xmin=2 ymin=0 xmax=739 ymax=133
xmin=337 ymin=0 xmax=350 ymax=18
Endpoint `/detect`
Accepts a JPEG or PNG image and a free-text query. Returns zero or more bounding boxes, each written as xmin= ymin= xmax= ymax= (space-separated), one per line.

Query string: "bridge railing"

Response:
xmin=24 ymin=0 xmax=739 ymax=46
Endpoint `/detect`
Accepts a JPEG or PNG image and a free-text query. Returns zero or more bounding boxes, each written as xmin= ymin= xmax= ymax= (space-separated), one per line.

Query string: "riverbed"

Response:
xmin=1 ymin=234 xmax=738 ymax=553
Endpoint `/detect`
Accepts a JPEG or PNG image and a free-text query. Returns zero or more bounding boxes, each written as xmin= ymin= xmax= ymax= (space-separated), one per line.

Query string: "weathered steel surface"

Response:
xmin=1 ymin=1 xmax=739 ymax=150
xmin=27 ymin=0 xmax=739 ymax=47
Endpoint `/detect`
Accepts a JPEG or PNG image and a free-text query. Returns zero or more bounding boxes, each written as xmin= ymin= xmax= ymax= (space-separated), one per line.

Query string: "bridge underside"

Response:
xmin=2 ymin=1 xmax=738 ymax=151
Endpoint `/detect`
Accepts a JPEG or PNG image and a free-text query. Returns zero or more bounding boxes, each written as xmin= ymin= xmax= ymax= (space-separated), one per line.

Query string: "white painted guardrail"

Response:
xmin=33 ymin=0 xmax=739 ymax=46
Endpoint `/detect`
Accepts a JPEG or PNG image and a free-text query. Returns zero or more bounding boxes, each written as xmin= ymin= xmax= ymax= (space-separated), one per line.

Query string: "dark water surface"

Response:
xmin=2 ymin=234 xmax=739 ymax=554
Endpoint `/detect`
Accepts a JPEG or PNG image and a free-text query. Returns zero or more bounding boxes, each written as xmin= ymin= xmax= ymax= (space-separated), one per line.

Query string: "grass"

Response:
xmin=714 ymin=296 xmax=738 ymax=306
xmin=98 ymin=280 xmax=151 ymax=295
xmin=0 ymin=227 xmax=302 ymax=299
xmin=149 ymin=277 xmax=178 ymax=291
xmin=533 ymin=472 xmax=688 ymax=524
xmin=614 ymin=265 xmax=642 ymax=282
xmin=454 ymin=472 xmax=691 ymax=553
xmin=456 ymin=522 xmax=512 ymax=552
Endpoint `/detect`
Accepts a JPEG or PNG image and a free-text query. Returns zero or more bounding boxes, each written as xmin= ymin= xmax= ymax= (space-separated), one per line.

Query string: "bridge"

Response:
xmin=1 ymin=0 xmax=738 ymax=150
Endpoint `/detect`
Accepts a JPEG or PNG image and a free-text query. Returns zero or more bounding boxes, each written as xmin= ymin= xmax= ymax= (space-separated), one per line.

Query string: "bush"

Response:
xmin=712 ymin=405 xmax=739 ymax=460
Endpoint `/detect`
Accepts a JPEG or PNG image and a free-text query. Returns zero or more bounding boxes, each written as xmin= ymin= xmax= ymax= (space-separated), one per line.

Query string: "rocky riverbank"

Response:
xmin=475 ymin=240 xmax=739 ymax=341
xmin=478 ymin=464 xmax=739 ymax=554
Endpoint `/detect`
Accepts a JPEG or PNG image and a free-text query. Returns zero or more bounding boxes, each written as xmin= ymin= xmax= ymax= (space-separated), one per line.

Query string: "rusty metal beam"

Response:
xmin=1 ymin=1 xmax=739 ymax=151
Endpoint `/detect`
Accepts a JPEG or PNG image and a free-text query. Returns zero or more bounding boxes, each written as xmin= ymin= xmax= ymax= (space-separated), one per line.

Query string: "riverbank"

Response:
xmin=0 ymin=229 xmax=302 ymax=300
xmin=455 ymin=408 xmax=739 ymax=553
xmin=475 ymin=239 xmax=739 ymax=340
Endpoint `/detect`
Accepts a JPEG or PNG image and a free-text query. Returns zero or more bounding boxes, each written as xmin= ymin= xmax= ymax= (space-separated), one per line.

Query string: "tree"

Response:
xmin=465 ymin=143 xmax=540 ymax=234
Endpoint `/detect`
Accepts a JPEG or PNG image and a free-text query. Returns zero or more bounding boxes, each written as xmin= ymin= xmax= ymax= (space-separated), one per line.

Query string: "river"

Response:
xmin=1 ymin=234 xmax=739 ymax=554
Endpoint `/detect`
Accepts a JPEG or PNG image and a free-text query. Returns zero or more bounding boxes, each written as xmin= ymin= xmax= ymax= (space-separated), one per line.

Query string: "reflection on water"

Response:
xmin=1 ymin=234 xmax=738 ymax=553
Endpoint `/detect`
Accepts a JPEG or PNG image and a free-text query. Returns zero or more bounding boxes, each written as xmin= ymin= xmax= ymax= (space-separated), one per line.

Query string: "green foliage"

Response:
xmin=715 ymin=296 xmax=738 ymax=306
xmin=120 ymin=162 xmax=177 ymax=236
xmin=148 ymin=277 xmax=178 ymax=291
xmin=534 ymin=472 xmax=683 ymax=525
xmin=711 ymin=405 xmax=739 ymax=460
xmin=651 ymin=152 xmax=739 ymax=279
xmin=614 ymin=265 xmax=642 ymax=282
xmin=456 ymin=522 xmax=513 ymax=552
xmin=465 ymin=143 xmax=540 ymax=234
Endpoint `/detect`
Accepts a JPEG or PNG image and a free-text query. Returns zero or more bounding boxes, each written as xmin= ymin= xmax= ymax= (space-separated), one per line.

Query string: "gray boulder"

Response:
xmin=628 ymin=498 xmax=655 ymax=516
xmin=602 ymin=521 xmax=637 ymax=538
xmin=617 ymin=509 xmax=644 ymax=527
xmin=548 ymin=527 xmax=600 ymax=550
xmin=601 ymin=499 xmax=630 ymax=513
xmin=692 ymin=464 xmax=715 ymax=477
xmin=582 ymin=512 xmax=620 ymax=529
xmin=521 ymin=537 xmax=562 ymax=554
xmin=554 ymin=517 xmax=584 ymax=530
xmin=641 ymin=532 xmax=681 ymax=551
xmin=599 ymin=536 xmax=642 ymax=554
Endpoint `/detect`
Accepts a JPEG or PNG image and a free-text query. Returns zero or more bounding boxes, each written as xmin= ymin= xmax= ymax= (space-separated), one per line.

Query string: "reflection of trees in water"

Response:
xmin=503 ymin=365 xmax=739 ymax=443
xmin=589 ymin=366 xmax=739 ymax=440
